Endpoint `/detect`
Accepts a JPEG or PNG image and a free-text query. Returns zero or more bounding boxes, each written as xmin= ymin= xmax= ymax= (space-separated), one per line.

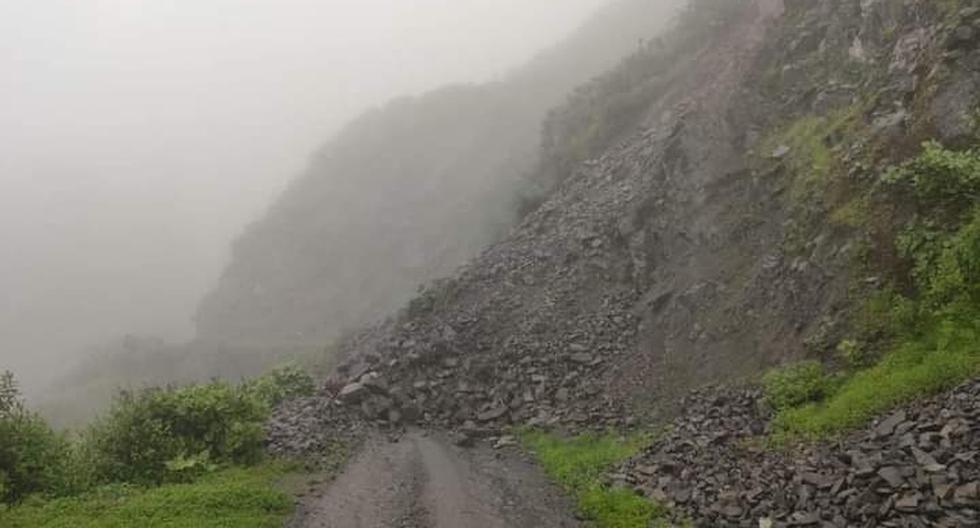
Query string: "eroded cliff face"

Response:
xmin=292 ymin=0 xmax=980 ymax=432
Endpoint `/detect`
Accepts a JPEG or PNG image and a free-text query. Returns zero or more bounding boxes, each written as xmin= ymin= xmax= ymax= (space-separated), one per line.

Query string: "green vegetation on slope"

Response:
xmin=0 ymin=463 xmax=294 ymax=528
xmin=773 ymin=328 xmax=980 ymax=438
xmin=768 ymin=142 xmax=980 ymax=439
xmin=761 ymin=360 xmax=834 ymax=412
xmin=755 ymin=105 xmax=872 ymax=258
xmin=520 ymin=430 xmax=668 ymax=528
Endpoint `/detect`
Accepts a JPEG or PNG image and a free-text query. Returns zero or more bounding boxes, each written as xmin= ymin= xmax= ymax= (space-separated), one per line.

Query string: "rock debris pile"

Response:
xmin=266 ymin=394 xmax=366 ymax=463
xmin=621 ymin=381 xmax=980 ymax=527
xmin=265 ymin=2 xmax=980 ymax=526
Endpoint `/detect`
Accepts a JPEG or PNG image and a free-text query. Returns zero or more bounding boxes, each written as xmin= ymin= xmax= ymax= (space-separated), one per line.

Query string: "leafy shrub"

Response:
xmin=163 ymin=451 xmax=219 ymax=483
xmin=774 ymin=144 xmax=980 ymax=438
xmin=916 ymin=209 xmax=980 ymax=313
xmin=894 ymin=210 xmax=980 ymax=314
xmin=762 ymin=361 xmax=829 ymax=411
xmin=836 ymin=339 xmax=868 ymax=369
xmin=241 ymin=363 xmax=315 ymax=408
xmin=86 ymin=380 xmax=269 ymax=485
xmin=851 ymin=288 xmax=918 ymax=343
xmin=883 ymin=140 xmax=980 ymax=209
xmin=0 ymin=372 xmax=73 ymax=503
xmin=0 ymin=362 xmax=317 ymax=503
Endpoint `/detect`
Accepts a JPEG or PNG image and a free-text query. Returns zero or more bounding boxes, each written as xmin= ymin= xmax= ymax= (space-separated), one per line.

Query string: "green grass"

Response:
xmin=773 ymin=321 xmax=980 ymax=440
xmin=0 ymin=462 xmax=297 ymax=528
xmin=520 ymin=430 xmax=668 ymax=528
xmin=828 ymin=196 xmax=870 ymax=227
xmin=761 ymin=108 xmax=862 ymax=202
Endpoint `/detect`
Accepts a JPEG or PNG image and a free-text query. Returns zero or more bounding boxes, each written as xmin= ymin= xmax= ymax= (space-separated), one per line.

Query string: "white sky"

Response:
xmin=0 ymin=0 xmax=611 ymax=390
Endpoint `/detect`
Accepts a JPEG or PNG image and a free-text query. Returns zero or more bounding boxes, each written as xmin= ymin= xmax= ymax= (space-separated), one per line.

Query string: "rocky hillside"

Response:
xmin=296 ymin=0 xmax=976 ymax=423
xmin=270 ymin=0 xmax=980 ymax=524
xmin=193 ymin=0 xmax=683 ymax=349
xmin=619 ymin=379 xmax=980 ymax=527
xmin=37 ymin=0 xmax=685 ymax=429
xmin=278 ymin=0 xmax=785 ymax=433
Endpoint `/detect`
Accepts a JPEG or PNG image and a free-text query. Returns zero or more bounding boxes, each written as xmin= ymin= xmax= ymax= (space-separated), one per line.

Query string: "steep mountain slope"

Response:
xmin=193 ymin=0 xmax=683 ymax=349
xmin=306 ymin=0 xmax=786 ymax=430
xmin=276 ymin=0 xmax=980 ymax=438
xmin=270 ymin=0 xmax=980 ymax=525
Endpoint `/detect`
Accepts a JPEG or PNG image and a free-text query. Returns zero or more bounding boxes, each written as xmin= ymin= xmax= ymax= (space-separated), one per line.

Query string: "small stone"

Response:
xmin=935 ymin=483 xmax=954 ymax=500
xmin=477 ymin=406 xmax=508 ymax=422
xmin=452 ymin=432 xmax=475 ymax=448
xmin=875 ymin=411 xmax=907 ymax=437
xmin=569 ymin=353 xmax=594 ymax=364
xmin=338 ymin=382 xmax=369 ymax=404
xmin=878 ymin=466 xmax=905 ymax=488
xmin=788 ymin=511 xmax=819 ymax=525
xmin=911 ymin=447 xmax=944 ymax=471
xmin=954 ymin=25 xmax=975 ymax=44
xmin=801 ymin=472 xmax=833 ymax=489
xmin=770 ymin=144 xmax=791 ymax=159
xmin=493 ymin=435 xmax=518 ymax=449
xmin=634 ymin=465 xmax=658 ymax=476
xmin=672 ymin=486 xmax=692 ymax=504
xmin=361 ymin=375 xmax=390 ymax=395
xmin=955 ymin=482 xmax=980 ymax=502
xmin=895 ymin=493 xmax=921 ymax=512
xmin=961 ymin=7 xmax=980 ymax=19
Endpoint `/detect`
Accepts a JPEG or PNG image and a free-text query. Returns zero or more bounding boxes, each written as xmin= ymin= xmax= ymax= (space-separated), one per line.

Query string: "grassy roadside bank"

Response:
xmin=520 ymin=429 xmax=672 ymax=528
xmin=0 ymin=462 xmax=306 ymax=528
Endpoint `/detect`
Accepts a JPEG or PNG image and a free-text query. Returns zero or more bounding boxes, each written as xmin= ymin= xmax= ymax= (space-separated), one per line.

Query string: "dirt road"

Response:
xmin=293 ymin=431 xmax=579 ymax=528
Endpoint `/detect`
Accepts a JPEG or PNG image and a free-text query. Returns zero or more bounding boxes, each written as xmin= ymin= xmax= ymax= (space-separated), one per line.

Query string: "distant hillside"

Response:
xmin=193 ymin=0 xmax=682 ymax=349
xmin=36 ymin=0 xmax=683 ymax=425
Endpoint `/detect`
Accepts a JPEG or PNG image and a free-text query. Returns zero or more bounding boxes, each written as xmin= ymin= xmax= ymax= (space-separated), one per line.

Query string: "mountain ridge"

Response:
xmin=193 ymin=0 xmax=684 ymax=350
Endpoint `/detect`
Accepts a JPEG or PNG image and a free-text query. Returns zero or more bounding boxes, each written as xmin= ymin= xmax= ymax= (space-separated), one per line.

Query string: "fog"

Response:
xmin=0 ymin=0 xmax=614 ymax=395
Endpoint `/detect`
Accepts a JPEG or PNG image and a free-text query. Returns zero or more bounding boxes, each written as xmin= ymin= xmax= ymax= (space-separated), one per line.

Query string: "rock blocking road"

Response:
xmin=293 ymin=431 xmax=579 ymax=528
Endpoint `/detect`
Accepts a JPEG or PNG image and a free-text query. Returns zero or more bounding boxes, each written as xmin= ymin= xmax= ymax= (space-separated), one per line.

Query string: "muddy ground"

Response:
xmin=291 ymin=430 xmax=579 ymax=528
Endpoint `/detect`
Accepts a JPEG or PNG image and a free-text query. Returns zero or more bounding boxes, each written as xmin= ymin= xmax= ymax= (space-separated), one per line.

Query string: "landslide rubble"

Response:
xmin=276 ymin=0 xmax=980 ymax=438
xmin=620 ymin=379 xmax=980 ymax=527
xmin=268 ymin=0 xmax=980 ymax=524
xmin=296 ymin=0 xmax=788 ymax=440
